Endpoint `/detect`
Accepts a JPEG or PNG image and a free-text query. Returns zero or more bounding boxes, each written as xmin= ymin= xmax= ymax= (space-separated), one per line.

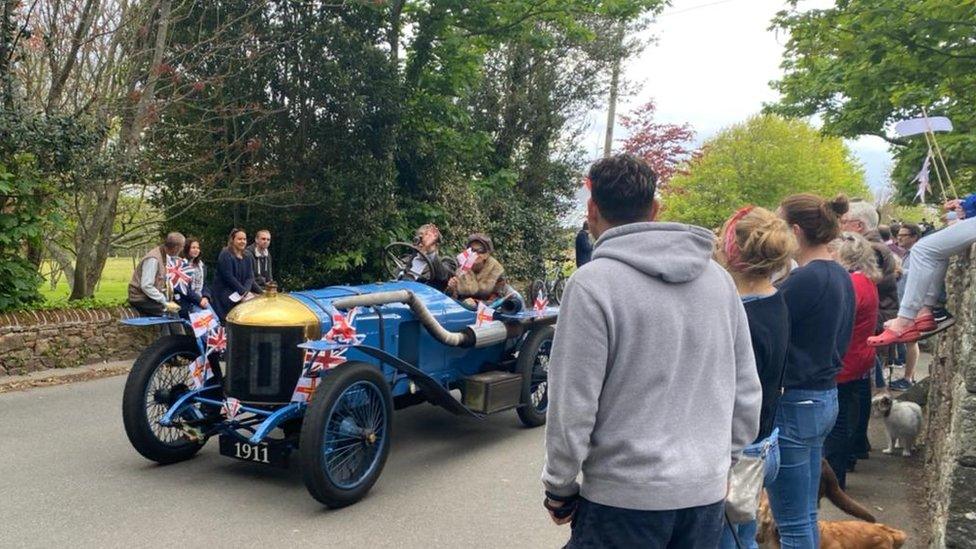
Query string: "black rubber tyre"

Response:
xmin=516 ymin=325 xmax=554 ymax=428
xmin=122 ymin=335 xmax=206 ymax=464
xmin=300 ymin=361 xmax=393 ymax=508
xmin=550 ymin=278 xmax=565 ymax=305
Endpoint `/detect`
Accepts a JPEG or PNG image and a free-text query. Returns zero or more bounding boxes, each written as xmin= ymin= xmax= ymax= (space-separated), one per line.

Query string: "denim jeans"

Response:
xmin=718 ymin=429 xmax=780 ymax=549
xmin=566 ymin=498 xmax=724 ymax=549
xmin=765 ymin=388 xmax=839 ymax=549
xmin=899 ymin=216 xmax=976 ymax=318
xmin=824 ymin=380 xmax=866 ymax=489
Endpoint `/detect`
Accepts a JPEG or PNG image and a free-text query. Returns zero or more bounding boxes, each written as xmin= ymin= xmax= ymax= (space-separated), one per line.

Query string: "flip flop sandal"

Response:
xmin=868 ymin=326 xmax=920 ymax=347
xmin=920 ymin=316 xmax=957 ymax=338
xmin=913 ymin=313 xmax=937 ymax=332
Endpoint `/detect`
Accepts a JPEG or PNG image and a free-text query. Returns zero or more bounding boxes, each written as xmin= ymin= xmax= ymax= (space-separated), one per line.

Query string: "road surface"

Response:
xmin=0 ymin=372 xmax=568 ymax=548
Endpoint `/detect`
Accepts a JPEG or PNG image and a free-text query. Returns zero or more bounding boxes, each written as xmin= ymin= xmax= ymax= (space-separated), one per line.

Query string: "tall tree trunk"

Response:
xmin=0 ymin=0 xmax=14 ymax=108
xmin=45 ymin=0 xmax=99 ymax=113
xmin=68 ymin=0 xmax=172 ymax=300
xmin=603 ymin=23 xmax=625 ymax=158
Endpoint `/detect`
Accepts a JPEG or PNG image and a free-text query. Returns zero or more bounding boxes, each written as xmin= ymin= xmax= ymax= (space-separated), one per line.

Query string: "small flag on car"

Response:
xmin=222 ymin=397 xmax=242 ymax=420
xmin=304 ymin=347 xmax=348 ymax=375
xmin=291 ymin=375 xmax=320 ymax=404
xmin=189 ymin=310 xmax=219 ymax=338
xmin=325 ymin=307 xmax=364 ymax=344
xmin=533 ymin=289 xmax=549 ymax=314
xmin=188 ymin=355 xmax=213 ymax=389
xmin=206 ymin=326 xmax=226 ymax=355
xmin=476 ymin=301 xmax=495 ymax=326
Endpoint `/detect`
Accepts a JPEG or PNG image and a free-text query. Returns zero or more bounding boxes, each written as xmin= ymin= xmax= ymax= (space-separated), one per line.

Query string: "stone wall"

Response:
xmin=925 ymin=245 xmax=976 ymax=548
xmin=0 ymin=307 xmax=155 ymax=376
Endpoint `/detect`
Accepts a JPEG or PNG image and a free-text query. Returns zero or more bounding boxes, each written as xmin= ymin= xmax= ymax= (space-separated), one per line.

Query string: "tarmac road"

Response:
xmin=0 ymin=372 xmax=569 ymax=548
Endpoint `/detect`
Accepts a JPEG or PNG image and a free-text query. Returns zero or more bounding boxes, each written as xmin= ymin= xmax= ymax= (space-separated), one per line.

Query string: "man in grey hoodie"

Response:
xmin=542 ymin=154 xmax=761 ymax=548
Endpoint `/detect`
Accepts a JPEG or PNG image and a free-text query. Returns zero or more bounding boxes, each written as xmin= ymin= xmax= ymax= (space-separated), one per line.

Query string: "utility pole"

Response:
xmin=602 ymin=23 xmax=626 ymax=158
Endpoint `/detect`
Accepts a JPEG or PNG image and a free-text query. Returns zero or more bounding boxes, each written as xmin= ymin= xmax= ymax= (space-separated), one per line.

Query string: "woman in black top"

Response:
xmin=716 ymin=206 xmax=795 ymax=549
xmin=211 ymin=228 xmax=257 ymax=321
xmin=767 ymin=194 xmax=855 ymax=549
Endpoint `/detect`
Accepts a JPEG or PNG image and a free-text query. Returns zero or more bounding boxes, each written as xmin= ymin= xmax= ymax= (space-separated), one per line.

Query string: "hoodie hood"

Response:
xmin=591 ymin=222 xmax=716 ymax=283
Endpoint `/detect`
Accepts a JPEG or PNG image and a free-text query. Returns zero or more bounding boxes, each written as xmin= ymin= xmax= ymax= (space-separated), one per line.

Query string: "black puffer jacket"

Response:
xmin=864 ymin=229 xmax=899 ymax=323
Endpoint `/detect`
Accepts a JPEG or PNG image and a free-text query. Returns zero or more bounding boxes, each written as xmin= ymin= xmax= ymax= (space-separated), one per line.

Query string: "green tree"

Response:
xmin=768 ymin=0 xmax=976 ymax=202
xmin=0 ymin=152 xmax=57 ymax=310
xmin=154 ymin=0 xmax=664 ymax=288
xmin=662 ymin=115 xmax=868 ymax=229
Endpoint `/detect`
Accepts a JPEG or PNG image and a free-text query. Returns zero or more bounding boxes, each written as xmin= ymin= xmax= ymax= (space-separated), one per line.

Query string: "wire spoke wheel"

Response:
xmin=323 ymin=381 xmax=387 ymax=489
xmin=301 ymin=362 xmax=393 ymax=508
xmin=123 ymin=335 xmax=207 ymax=464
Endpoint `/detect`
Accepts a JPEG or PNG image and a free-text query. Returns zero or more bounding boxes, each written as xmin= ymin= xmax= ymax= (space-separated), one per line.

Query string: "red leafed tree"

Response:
xmin=619 ymin=99 xmax=695 ymax=186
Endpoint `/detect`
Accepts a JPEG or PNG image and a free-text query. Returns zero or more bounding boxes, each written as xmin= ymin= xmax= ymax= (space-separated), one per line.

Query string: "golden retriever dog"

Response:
xmin=756 ymin=494 xmax=907 ymax=549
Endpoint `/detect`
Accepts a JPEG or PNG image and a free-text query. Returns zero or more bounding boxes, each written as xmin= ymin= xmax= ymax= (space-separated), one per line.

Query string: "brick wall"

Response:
xmin=0 ymin=307 xmax=155 ymax=376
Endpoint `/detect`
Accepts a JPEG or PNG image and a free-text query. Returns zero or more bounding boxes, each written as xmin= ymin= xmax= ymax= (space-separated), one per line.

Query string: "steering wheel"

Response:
xmin=384 ymin=242 xmax=436 ymax=281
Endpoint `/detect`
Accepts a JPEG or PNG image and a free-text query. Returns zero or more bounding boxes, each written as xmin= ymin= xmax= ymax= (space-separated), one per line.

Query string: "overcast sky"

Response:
xmin=583 ymin=0 xmax=892 ymax=193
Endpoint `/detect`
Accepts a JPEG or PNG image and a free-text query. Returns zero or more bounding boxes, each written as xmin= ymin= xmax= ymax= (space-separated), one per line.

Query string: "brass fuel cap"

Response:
xmin=225 ymin=292 xmax=320 ymax=339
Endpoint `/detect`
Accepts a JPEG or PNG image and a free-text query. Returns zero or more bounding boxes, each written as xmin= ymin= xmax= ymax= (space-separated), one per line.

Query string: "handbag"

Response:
xmin=725 ymin=450 xmax=766 ymax=523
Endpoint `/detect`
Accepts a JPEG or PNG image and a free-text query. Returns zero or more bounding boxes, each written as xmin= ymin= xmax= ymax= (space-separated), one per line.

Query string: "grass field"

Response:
xmin=39 ymin=257 xmax=136 ymax=305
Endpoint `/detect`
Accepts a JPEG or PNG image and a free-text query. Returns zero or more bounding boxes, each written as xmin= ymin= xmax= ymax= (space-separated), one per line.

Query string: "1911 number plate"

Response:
xmin=218 ymin=436 xmax=290 ymax=468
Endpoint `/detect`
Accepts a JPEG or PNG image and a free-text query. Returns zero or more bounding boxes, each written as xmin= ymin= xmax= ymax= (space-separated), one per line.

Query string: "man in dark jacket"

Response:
xmin=245 ymin=229 xmax=273 ymax=292
xmin=575 ymin=221 xmax=592 ymax=267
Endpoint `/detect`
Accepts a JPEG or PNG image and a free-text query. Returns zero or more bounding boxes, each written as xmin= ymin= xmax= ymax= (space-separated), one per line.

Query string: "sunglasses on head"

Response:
xmin=470 ymin=246 xmax=486 ymax=254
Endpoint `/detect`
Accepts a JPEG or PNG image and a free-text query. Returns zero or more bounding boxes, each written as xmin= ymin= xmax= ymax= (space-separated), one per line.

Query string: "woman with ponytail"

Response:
xmin=716 ymin=206 xmax=795 ymax=549
xmin=766 ymin=194 xmax=856 ymax=548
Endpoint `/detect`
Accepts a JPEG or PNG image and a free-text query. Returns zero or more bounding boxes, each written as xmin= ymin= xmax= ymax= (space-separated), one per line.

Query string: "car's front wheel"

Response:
xmin=300 ymin=361 xmax=393 ymax=508
xmin=122 ymin=335 xmax=207 ymax=464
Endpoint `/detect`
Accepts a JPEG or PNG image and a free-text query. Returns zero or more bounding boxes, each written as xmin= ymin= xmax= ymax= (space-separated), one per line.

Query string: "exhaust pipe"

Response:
xmin=331 ymin=290 xmax=474 ymax=347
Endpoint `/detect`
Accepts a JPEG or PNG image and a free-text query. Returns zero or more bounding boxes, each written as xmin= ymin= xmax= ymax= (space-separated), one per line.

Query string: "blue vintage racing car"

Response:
xmin=121 ymin=242 xmax=557 ymax=508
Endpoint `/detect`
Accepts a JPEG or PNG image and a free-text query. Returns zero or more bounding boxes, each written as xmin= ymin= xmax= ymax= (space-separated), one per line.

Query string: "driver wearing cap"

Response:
xmin=401 ymin=224 xmax=453 ymax=290
xmin=447 ymin=233 xmax=508 ymax=303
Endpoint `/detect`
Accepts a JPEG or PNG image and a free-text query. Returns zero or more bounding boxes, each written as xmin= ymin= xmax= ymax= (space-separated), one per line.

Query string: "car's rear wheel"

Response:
xmin=300 ymin=361 xmax=392 ymax=508
xmin=516 ymin=325 xmax=554 ymax=428
xmin=122 ymin=335 xmax=207 ymax=464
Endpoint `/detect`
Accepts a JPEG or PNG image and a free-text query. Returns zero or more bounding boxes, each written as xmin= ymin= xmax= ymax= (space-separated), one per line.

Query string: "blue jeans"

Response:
xmin=567 ymin=498 xmax=724 ymax=548
xmin=719 ymin=430 xmax=781 ymax=549
xmin=873 ymin=357 xmax=885 ymax=388
xmin=765 ymin=388 xmax=838 ymax=548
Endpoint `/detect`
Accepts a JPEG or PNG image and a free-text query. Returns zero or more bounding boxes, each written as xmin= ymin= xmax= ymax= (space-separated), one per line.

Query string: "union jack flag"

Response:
xmin=206 ymin=326 xmax=226 ymax=355
xmin=166 ymin=257 xmax=194 ymax=295
xmin=291 ymin=375 xmax=320 ymax=404
xmin=325 ymin=308 xmax=364 ymax=344
xmin=187 ymin=355 xmax=213 ymax=389
xmin=476 ymin=301 xmax=495 ymax=327
xmin=304 ymin=347 xmax=348 ymax=375
xmin=533 ymin=289 xmax=549 ymax=314
xmin=222 ymin=397 xmax=242 ymax=420
xmin=456 ymin=248 xmax=477 ymax=273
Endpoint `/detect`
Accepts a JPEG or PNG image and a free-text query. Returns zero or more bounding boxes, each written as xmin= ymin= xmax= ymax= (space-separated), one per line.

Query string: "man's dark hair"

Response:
xmin=588 ymin=154 xmax=657 ymax=224
xmin=878 ymin=224 xmax=891 ymax=241
xmin=900 ymin=223 xmax=921 ymax=238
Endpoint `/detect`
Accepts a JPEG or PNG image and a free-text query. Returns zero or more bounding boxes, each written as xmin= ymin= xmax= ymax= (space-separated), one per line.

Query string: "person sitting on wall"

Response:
xmin=245 ymin=229 xmax=273 ymax=293
xmin=401 ymin=223 xmax=455 ymax=290
xmin=446 ymin=233 xmax=510 ymax=305
xmin=127 ymin=232 xmax=185 ymax=317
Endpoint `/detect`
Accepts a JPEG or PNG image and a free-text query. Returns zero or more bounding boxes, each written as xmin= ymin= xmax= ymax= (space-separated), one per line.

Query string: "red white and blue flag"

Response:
xmin=222 ymin=397 xmax=242 ymax=420
xmin=303 ymin=347 xmax=349 ymax=375
xmin=187 ymin=355 xmax=213 ymax=389
xmin=206 ymin=326 xmax=226 ymax=355
xmin=325 ymin=307 xmax=365 ymax=345
xmin=166 ymin=257 xmax=194 ymax=295
xmin=533 ymin=289 xmax=549 ymax=314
